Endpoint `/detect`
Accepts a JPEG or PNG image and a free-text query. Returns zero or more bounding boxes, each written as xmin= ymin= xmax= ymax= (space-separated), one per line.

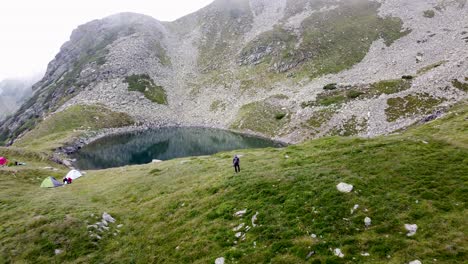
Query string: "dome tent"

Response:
xmin=40 ymin=177 xmax=63 ymax=188
xmin=66 ymin=170 xmax=82 ymax=180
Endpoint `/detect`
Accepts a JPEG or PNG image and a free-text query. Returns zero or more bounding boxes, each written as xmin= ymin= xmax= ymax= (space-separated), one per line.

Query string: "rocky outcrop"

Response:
xmin=1 ymin=0 xmax=467 ymax=145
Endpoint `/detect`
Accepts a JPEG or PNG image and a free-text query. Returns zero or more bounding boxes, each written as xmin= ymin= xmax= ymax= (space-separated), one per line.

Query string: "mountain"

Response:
xmin=0 ymin=0 xmax=467 ymax=145
xmin=0 ymin=75 xmax=42 ymax=122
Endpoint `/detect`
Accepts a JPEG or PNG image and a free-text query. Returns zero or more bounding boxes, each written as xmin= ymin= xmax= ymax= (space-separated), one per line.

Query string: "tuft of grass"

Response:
xmin=124 ymin=74 xmax=168 ymax=105
xmin=231 ymin=101 xmax=290 ymax=136
xmin=323 ymin=83 xmax=338 ymax=91
xmin=369 ymin=79 xmax=412 ymax=95
xmin=386 ymin=93 xmax=445 ymax=122
xmin=210 ymin=100 xmax=227 ymax=112
xmin=452 ymin=79 xmax=468 ymax=92
xmin=0 ymin=103 xmax=466 ymax=263
xmin=417 ymin=60 xmax=447 ymax=75
xmin=423 ymin=10 xmax=436 ymax=18
xmin=14 ymin=105 xmax=134 ymax=151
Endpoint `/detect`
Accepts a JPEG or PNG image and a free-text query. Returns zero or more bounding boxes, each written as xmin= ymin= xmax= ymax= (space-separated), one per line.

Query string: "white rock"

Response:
xmin=405 ymin=224 xmax=418 ymax=236
xmin=351 ymin=204 xmax=359 ymax=214
xmin=251 ymin=211 xmax=259 ymax=227
xmin=235 ymin=232 xmax=243 ymax=238
xmin=334 ymin=248 xmax=344 ymax=258
xmin=364 ymin=217 xmax=372 ymax=227
xmin=215 ymin=257 xmax=225 ymax=264
xmin=311 ymin=234 xmax=317 ymax=238
xmin=409 ymin=260 xmax=422 ymax=264
xmin=117 ymin=224 xmax=123 ymax=228
xmin=336 ymin=182 xmax=353 ymax=193
xmin=54 ymin=249 xmax=63 ymax=255
xmin=233 ymin=223 xmax=245 ymax=232
xmin=361 ymin=252 xmax=370 ymax=256
xmin=152 ymin=159 xmax=163 ymax=163
xmin=234 ymin=209 xmax=247 ymax=217
xmin=102 ymin=212 xmax=116 ymax=223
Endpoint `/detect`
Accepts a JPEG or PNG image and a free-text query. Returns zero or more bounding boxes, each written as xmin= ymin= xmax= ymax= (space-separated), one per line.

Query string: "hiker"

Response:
xmin=67 ymin=177 xmax=73 ymax=184
xmin=233 ymin=155 xmax=240 ymax=173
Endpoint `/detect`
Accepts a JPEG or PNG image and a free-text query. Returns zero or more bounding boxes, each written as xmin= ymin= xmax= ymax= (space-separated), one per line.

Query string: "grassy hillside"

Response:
xmin=0 ymin=103 xmax=466 ymax=263
xmin=14 ymin=105 xmax=135 ymax=152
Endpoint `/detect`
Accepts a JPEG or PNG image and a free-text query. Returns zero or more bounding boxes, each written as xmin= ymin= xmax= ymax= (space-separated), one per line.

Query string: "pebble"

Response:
xmin=405 ymin=224 xmax=418 ymax=236
xmin=215 ymin=257 xmax=225 ymax=264
xmin=364 ymin=216 xmax=372 ymax=227
xmin=334 ymin=248 xmax=344 ymax=258
xmin=251 ymin=211 xmax=259 ymax=227
xmin=234 ymin=209 xmax=247 ymax=217
xmin=336 ymin=182 xmax=353 ymax=193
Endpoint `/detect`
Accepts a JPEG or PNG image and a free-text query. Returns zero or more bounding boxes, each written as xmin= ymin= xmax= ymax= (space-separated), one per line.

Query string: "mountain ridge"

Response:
xmin=0 ymin=0 xmax=467 ymax=146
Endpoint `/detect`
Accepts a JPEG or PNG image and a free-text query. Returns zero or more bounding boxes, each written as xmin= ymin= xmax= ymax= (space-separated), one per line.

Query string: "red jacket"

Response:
xmin=67 ymin=177 xmax=72 ymax=184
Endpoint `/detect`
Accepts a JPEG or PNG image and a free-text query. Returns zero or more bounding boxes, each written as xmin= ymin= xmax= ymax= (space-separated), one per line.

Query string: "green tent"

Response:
xmin=40 ymin=177 xmax=63 ymax=188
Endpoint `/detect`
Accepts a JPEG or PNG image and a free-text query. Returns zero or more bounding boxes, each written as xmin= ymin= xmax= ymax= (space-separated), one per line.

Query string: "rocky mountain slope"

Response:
xmin=0 ymin=0 xmax=467 ymax=145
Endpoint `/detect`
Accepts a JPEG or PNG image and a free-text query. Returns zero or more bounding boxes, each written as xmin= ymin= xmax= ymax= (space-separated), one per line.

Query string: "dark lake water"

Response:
xmin=71 ymin=127 xmax=285 ymax=170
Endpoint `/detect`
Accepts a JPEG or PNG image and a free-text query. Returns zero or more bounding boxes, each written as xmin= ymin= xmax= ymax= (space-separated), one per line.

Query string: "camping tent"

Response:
xmin=66 ymin=170 xmax=82 ymax=180
xmin=0 ymin=157 xmax=7 ymax=166
xmin=40 ymin=177 xmax=63 ymax=188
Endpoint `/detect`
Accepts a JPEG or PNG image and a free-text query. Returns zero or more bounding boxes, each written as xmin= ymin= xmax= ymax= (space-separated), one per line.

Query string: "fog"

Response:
xmin=0 ymin=0 xmax=213 ymax=81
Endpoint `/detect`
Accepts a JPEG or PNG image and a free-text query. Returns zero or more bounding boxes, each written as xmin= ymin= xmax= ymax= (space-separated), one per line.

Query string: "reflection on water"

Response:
xmin=72 ymin=127 xmax=285 ymax=170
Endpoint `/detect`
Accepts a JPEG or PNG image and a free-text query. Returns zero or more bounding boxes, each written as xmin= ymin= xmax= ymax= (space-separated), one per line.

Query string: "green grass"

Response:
xmin=231 ymin=101 xmax=290 ymax=136
xmin=302 ymin=79 xmax=412 ymax=109
xmin=0 ymin=103 xmax=466 ymax=263
xmin=417 ymin=61 xmax=447 ymax=75
xmin=386 ymin=93 xmax=445 ymax=122
xmin=452 ymin=79 xmax=468 ymax=92
xmin=14 ymin=105 xmax=134 ymax=152
xmin=124 ymin=74 xmax=168 ymax=105
xmin=369 ymin=79 xmax=412 ymax=95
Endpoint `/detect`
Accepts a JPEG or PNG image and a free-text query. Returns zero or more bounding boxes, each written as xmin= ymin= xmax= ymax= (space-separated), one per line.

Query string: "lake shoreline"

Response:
xmin=56 ymin=125 xmax=289 ymax=170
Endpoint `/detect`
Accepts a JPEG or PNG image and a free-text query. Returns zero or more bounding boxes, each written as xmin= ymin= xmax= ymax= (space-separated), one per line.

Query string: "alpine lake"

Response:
xmin=71 ymin=127 xmax=285 ymax=170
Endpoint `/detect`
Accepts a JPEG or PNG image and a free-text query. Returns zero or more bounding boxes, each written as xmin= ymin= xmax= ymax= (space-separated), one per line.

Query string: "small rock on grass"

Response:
xmin=234 ymin=209 xmax=247 ymax=217
xmin=405 ymin=224 xmax=418 ymax=236
xmin=336 ymin=182 xmax=353 ymax=193
xmin=233 ymin=223 xmax=245 ymax=232
xmin=54 ymin=249 xmax=63 ymax=255
xmin=102 ymin=212 xmax=116 ymax=223
xmin=364 ymin=217 xmax=372 ymax=227
xmin=215 ymin=257 xmax=225 ymax=264
xmin=334 ymin=248 xmax=344 ymax=258
xmin=409 ymin=260 xmax=422 ymax=264
xmin=251 ymin=211 xmax=259 ymax=227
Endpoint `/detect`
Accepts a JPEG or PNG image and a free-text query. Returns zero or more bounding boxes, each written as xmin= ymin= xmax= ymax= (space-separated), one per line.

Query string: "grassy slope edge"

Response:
xmin=0 ymin=103 xmax=466 ymax=263
xmin=14 ymin=105 xmax=135 ymax=152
